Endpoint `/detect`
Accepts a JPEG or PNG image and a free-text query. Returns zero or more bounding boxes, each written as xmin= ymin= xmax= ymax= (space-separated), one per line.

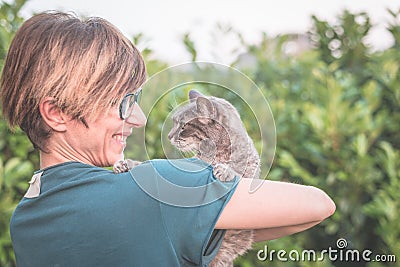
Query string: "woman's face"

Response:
xmin=64 ymin=103 xmax=146 ymax=167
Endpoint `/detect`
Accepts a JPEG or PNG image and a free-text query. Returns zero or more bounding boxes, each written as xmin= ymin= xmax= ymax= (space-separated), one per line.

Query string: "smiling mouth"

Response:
xmin=113 ymin=133 xmax=130 ymax=145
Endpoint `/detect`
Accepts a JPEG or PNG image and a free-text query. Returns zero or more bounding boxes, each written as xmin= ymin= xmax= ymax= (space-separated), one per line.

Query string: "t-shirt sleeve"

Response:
xmin=130 ymin=158 xmax=238 ymax=266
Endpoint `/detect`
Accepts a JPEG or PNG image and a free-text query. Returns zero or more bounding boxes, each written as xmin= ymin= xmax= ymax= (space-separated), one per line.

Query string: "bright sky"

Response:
xmin=21 ymin=0 xmax=400 ymax=64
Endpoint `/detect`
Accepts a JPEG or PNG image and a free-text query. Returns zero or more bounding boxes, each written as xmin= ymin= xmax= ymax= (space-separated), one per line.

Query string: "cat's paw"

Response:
xmin=113 ymin=159 xmax=142 ymax=173
xmin=213 ymin=163 xmax=237 ymax=182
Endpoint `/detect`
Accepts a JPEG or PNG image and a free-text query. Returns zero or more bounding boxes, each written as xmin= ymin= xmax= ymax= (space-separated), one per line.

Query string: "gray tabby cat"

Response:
xmin=168 ymin=90 xmax=260 ymax=267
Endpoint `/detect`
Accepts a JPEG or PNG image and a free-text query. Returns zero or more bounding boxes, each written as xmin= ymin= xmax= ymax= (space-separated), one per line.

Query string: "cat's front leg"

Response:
xmin=213 ymin=163 xmax=238 ymax=182
xmin=113 ymin=159 xmax=142 ymax=173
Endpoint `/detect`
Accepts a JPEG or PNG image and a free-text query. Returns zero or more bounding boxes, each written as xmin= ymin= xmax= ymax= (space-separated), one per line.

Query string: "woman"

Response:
xmin=1 ymin=11 xmax=335 ymax=267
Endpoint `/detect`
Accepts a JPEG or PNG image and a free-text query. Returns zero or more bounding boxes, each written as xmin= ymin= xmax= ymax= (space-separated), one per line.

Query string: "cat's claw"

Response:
xmin=213 ymin=163 xmax=237 ymax=182
xmin=113 ymin=159 xmax=142 ymax=173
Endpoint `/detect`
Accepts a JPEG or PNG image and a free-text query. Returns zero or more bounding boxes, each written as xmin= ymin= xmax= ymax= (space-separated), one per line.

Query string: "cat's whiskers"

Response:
xmin=169 ymin=92 xmax=179 ymax=111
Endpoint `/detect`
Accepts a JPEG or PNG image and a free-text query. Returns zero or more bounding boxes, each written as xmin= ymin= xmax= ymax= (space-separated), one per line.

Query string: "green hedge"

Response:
xmin=0 ymin=2 xmax=399 ymax=266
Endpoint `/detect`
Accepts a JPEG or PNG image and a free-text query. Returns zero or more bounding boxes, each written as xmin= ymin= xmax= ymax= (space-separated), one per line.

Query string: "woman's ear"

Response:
xmin=39 ymin=97 xmax=68 ymax=132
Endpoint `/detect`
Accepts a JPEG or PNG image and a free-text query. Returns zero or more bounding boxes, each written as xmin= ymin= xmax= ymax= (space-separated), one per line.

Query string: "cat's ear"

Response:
xmin=196 ymin=97 xmax=215 ymax=118
xmin=189 ymin=90 xmax=203 ymax=103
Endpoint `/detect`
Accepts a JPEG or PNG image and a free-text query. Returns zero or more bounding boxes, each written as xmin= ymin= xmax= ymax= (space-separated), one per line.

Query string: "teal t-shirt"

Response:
xmin=10 ymin=158 xmax=238 ymax=267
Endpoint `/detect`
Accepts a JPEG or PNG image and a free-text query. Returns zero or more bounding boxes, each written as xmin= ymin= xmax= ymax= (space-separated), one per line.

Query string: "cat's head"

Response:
xmin=168 ymin=90 xmax=244 ymax=158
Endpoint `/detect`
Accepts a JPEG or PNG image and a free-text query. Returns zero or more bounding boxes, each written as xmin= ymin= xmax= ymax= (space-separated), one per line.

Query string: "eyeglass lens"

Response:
xmin=121 ymin=90 xmax=141 ymax=119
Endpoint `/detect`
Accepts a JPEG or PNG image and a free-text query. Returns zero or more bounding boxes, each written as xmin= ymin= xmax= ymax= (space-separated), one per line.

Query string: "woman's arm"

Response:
xmin=252 ymin=221 xmax=322 ymax=242
xmin=215 ymin=178 xmax=335 ymax=238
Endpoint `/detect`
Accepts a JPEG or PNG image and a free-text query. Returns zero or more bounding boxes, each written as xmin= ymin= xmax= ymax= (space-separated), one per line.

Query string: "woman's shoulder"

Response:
xmin=128 ymin=158 xmax=238 ymax=208
xmin=140 ymin=158 xmax=212 ymax=171
xmin=130 ymin=158 xmax=215 ymax=186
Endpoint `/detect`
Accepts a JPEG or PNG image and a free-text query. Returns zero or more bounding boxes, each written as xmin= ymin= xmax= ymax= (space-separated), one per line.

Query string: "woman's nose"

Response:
xmin=125 ymin=103 xmax=147 ymax=127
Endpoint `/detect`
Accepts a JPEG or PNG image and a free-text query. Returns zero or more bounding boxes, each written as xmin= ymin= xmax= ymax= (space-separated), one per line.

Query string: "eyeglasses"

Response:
xmin=119 ymin=88 xmax=142 ymax=120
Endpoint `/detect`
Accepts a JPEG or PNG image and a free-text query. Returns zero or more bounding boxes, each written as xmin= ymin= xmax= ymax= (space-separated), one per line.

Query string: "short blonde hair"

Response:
xmin=1 ymin=11 xmax=146 ymax=151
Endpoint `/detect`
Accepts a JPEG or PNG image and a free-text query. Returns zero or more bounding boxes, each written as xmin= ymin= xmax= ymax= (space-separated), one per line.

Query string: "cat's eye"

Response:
xmin=119 ymin=88 xmax=142 ymax=120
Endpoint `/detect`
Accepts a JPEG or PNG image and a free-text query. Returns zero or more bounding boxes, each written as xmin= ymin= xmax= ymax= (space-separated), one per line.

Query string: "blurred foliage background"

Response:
xmin=0 ymin=1 xmax=399 ymax=266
